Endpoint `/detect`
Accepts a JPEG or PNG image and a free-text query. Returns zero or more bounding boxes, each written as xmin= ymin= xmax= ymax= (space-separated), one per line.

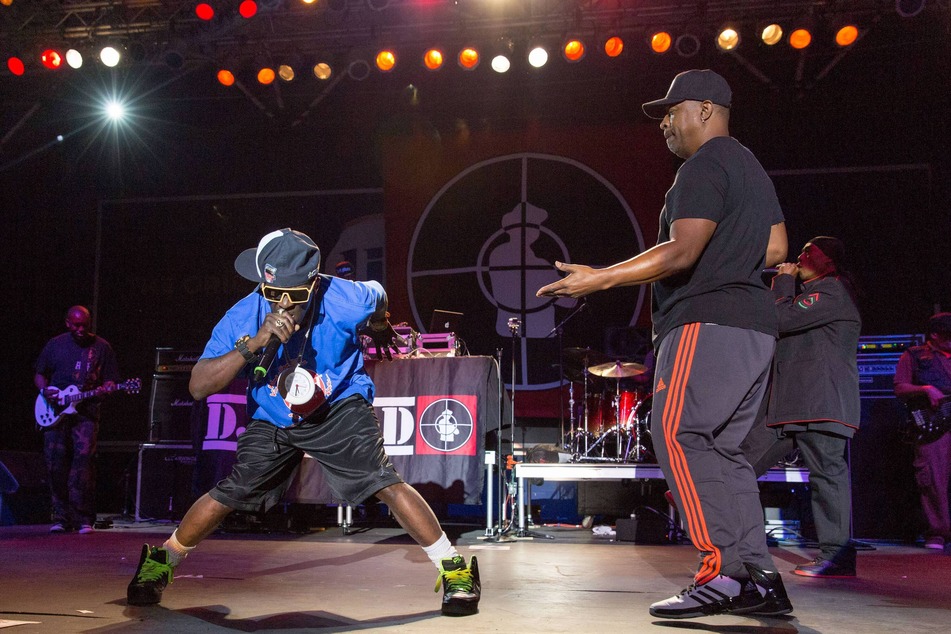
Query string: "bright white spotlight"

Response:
xmin=528 ymin=46 xmax=548 ymax=68
xmin=65 ymin=49 xmax=83 ymax=69
xmin=106 ymin=101 xmax=126 ymax=121
xmin=100 ymin=46 xmax=121 ymax=67
xmin=491 ymin=54 xmax=510 ymax=73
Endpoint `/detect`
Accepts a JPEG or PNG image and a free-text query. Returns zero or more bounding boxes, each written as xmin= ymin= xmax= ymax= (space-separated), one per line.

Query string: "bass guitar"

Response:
xmin=902 ymin=395 xmax=951 ymax=444
xmin=34 ymin=378 xmax=142 ymax=428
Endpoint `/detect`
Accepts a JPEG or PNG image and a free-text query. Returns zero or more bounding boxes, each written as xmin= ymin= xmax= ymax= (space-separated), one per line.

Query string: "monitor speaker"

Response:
xmin=135 ymin=444 xmax=196 ymax=521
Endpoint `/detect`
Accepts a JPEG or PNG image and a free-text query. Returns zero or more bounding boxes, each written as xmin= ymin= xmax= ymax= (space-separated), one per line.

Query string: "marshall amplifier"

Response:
xmin=154 ymin=347 xmax=201 ymax=374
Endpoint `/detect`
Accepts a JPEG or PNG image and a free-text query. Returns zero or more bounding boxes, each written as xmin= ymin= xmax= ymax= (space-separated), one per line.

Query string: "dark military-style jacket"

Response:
xmin=766 ymin=273 xmax=862 ymax=436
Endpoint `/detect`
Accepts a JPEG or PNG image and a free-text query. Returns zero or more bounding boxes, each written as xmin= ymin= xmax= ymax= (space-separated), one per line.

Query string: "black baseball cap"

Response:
xmin=234 ymin=228 xmax=321 ymax=288
xmin=642 ymin=69 xmax=732 ymax=119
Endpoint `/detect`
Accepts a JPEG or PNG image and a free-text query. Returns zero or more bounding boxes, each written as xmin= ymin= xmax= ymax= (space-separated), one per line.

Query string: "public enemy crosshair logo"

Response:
xmin=418 ymin=397 xmax=474 ymax=453
xmin=407 ymin=153 xmax=646 ymax=391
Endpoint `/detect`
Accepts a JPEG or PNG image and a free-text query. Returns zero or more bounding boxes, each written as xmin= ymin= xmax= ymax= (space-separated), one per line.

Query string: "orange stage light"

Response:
xmin=563 ymin=39 xmax=585 ymax=62
xmin=458 ymin=47 xmax=479 ymax=69
xmin=789 ymin=28 xmax=812 ymax=49
xmin=257 ymin=67 xmax=275 ymax=84
xmin=835 ymin=25 xmax=859 ymax=47
xmin=217 ymin=69 xmax=235 ymax=86
xmin=604 ymin=36 xmax=624 ymax=58
xmin=650 ymin=32 xmax=672 ymax=54
xmin=424 ymin=49 xmax=444 ymax=70
xmin=375 ymin=50 xmax=396 ymax=71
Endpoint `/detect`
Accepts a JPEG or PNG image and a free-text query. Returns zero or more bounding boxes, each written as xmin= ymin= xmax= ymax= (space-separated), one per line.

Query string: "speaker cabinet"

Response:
xmin=134 ymin=444 xmax=196 ymax=522
xmin=850 ymin=396 xmax=919 ymax=540
xmin=0 ymin=451 xmax=50 ymax=526
xmin=149 ymin=375 xmax=197 ymax=442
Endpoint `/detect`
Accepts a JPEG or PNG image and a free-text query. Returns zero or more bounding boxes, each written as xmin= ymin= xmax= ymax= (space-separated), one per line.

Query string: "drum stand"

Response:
xmin=627 ymin=395 xmax=654 ymax=463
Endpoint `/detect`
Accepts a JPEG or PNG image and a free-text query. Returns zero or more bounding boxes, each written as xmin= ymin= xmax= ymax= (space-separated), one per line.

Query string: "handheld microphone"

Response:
xmin=253 ymin=336 xmax=281 ymax=380
xmin=762 ymin=268 xmax=779 ymax=275
xmin=253 ymin=308 xmax=285 ymax=381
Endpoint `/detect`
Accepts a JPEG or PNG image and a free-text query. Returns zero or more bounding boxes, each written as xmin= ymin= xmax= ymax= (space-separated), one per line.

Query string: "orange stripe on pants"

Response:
xmin=661 ymin=323 xmax=723 ymax=584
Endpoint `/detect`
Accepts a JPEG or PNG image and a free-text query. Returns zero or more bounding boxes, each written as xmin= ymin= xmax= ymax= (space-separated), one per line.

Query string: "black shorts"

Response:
xmin=210 ymin=395 xmax=403 ymax=512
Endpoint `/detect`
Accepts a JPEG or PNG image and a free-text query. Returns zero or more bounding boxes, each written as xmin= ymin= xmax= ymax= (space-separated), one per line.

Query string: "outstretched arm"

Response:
xmin=536 ymin=218 xmax=717 ymax=299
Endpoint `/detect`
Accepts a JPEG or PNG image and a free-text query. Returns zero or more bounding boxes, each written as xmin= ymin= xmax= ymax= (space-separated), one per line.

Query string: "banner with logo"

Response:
xmin=196 ymin=357 xmax=497 ymax=505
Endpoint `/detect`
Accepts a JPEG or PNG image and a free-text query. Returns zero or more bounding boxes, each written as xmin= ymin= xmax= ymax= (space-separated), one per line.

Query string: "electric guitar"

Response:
xmin=902 ymin=395 xmax=951 ymax=444
xmin=34 ymin=378 xmax=142 ymax=428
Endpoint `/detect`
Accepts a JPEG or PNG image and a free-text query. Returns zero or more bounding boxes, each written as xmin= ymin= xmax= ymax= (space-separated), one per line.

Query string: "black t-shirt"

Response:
xmin=651 ymin=136 xmax=784 ymax=346
xmin=35 ymin=332 xmax=120 ymax=420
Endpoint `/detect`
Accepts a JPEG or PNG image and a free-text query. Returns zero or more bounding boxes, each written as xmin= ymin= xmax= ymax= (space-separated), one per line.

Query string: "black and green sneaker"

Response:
xmin=127 ymin=544 xmax=174 ymax=606
xmin=435 ymin=555 xmax=480 ymax=616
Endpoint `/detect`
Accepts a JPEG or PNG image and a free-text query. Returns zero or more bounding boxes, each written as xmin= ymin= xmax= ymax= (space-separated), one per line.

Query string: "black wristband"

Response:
xmin=234 ymin=335 xmax=257 ymax=363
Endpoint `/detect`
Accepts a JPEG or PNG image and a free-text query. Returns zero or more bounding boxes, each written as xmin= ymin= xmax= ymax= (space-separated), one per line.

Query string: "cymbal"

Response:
xmin=588 ymin=360 xmax=648 ymax=378
xmin=562 ymin=347 xmax=611 ymax=367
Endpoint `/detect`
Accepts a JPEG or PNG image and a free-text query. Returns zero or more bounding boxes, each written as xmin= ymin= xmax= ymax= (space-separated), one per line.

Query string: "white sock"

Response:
xmin=422 ymin=532 xmax=458 ymax=569
xmin=162 ymin=529 xmax=196 ymax=567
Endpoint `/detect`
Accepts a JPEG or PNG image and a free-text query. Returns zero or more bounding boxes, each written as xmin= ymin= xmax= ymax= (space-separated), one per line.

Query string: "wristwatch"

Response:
xmin=234 ymin=335 xmax=257 ymax=363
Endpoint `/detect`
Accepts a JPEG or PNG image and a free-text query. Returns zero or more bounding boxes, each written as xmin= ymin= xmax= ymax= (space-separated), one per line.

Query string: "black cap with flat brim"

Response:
xmin=642 ymin=69 xmax=732 ymax=119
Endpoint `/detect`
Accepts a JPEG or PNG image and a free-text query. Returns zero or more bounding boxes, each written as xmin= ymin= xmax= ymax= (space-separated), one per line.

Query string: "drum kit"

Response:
xmin=561 ymin=347 xmax=655 ymax=463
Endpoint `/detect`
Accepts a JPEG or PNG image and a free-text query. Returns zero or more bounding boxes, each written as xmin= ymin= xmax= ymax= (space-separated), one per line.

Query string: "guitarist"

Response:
xmin=894 ymin=312 xmax=951 ymax=551
xmin=34 ymin=305 xmax=119 ymax=535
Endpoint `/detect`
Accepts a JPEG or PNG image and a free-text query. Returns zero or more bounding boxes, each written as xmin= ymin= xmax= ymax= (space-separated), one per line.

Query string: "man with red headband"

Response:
xmin=743 ymin=236 xmax=862 ymax=577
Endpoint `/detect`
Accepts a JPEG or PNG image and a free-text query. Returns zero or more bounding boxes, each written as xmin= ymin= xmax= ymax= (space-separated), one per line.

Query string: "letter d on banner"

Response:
xmin=374 ymin=397 xmax=416 ymax=455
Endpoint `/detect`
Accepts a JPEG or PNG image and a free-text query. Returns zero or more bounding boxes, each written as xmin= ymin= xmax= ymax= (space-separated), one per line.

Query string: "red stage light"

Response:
xmin=41 ymin=49 xmax=64 ymax=69
xmin=195 ymin=3 xmax=215 ymax=21
xmin=239 ymin=1 xmax=258 ymax=19
xmin=7 ymin=56 xmax=25 ymax=76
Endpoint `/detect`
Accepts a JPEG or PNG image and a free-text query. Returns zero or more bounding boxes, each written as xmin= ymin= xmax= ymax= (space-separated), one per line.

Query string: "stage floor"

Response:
xmin=0 ymin=520 xmax=948 ymax=633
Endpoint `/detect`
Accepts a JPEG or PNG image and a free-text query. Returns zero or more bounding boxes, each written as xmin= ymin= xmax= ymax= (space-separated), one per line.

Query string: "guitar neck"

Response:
xmin=62 ymin=388 xmax=104 ymax=404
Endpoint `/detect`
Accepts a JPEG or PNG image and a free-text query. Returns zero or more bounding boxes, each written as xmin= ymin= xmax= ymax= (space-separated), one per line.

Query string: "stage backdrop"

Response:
xmin=380 ymin=122 xmax=675 ymax=418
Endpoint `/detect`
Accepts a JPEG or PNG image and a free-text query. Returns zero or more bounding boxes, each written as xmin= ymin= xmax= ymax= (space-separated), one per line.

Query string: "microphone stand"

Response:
xmin=546 ymin=299 xmax=587 ymax=450
xmin=508 ymin=317 xmax=552 ymax=540
xmin=483 ymin=348 xmax=516 ymax=543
